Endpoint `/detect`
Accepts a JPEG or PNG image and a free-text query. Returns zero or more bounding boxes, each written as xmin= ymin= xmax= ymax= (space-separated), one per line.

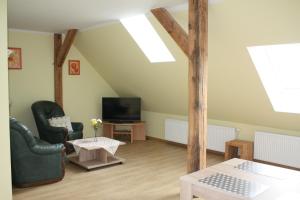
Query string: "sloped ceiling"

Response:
xmin=8 ymin=0 xmax=186 ymax=32
xmin=74 ymin=0 xmax=300 ymax=131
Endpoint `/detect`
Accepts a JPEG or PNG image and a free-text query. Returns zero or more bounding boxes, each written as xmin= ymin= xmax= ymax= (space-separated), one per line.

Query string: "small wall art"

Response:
xmin=68 ymin=60 xmax=80 ymax=75
xmin=8 ymin=48 xmax=22 ymax=69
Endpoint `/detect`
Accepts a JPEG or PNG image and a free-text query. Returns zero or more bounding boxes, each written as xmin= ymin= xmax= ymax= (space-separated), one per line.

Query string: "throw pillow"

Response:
xmin=48 ymin=116 xmax=73 ymax=132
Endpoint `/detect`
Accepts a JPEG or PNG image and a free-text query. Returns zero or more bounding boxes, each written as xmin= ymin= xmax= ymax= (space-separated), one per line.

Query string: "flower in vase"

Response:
xmin=91 ymin=118 xmax=102 ymax=130
xmin=91 ymin=118 xmax=102 ymax=139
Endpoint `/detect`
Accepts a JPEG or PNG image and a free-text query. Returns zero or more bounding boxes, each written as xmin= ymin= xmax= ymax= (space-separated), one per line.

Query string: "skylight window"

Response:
xmin=120 ymin=15 xmax=175 ymax=63
xmin=247 ymin=43 xmax=300 ymax=114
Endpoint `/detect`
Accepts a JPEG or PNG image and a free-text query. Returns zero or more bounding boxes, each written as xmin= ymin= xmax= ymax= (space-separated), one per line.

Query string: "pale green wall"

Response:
xmin=7 ymin=1 xmax=300 ymax=152
xmin=75 ymin=0 xmax=300 ymax=133
xmin=0 ymin=0 xmax=12 ymax=199
xmin=8 ymin=31 xmax=118 ymax=137
xmin=143 ymin=111 xmax=300 ymax=142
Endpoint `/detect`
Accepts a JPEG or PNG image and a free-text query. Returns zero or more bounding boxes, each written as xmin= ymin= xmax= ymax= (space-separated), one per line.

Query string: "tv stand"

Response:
xmin=108 ymin=121 xmax=135 ymax=124
xmin=102 ymin=121 xmax=146 ymax=143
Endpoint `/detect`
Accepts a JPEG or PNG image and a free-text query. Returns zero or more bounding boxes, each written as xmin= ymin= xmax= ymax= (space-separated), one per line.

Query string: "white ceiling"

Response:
xmin=8 ymin=0 xmax=224 ymax=33
xmin=8 ymin=0 xmax=187 ymax=33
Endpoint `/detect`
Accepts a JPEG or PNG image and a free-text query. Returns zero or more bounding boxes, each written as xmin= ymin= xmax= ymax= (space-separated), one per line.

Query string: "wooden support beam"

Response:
xmin=56 ymin=29 xmax=77 ymax=69
xmin=151 ymin=8 xmax=189 ymax=56
xmin=54 ymin=29 xmax=77 ymax=108
xmin=54 ymin=33 xmax=63 ymax=107
xmin=153 ymin=2 xmax=208 ymax=173
xmin=187 ymin=0 xmax=208 ymax=172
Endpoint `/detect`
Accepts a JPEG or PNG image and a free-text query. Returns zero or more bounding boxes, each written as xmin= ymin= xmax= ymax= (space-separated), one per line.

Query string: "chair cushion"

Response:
xmin=48 ymin=116 xmax=73 ymax=132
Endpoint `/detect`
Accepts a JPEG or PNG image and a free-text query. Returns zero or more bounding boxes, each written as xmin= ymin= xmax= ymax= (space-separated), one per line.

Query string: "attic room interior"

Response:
xmin=1 ymin=0 xmax=300 ymax=199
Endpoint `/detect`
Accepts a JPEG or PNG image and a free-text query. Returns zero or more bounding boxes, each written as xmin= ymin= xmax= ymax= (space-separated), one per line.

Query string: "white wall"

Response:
xmin=0 ymin=0 xmax=12 ymax=199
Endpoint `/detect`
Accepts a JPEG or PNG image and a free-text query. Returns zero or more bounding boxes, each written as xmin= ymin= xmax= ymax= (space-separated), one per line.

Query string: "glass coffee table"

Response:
xmin=67 ymin=137 xmax=125 ymax=170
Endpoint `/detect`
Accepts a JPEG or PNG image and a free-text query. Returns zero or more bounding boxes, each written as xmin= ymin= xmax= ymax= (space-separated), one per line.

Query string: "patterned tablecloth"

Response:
xmin=68 ymin=137 xmax=125 ymax=155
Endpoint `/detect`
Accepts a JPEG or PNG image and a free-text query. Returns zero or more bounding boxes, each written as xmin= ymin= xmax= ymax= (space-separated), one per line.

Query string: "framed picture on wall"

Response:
xmin=8 ymin=47 xmax=22 ymax=70
xmin=68 ymin=60 xmax=80 ymax=75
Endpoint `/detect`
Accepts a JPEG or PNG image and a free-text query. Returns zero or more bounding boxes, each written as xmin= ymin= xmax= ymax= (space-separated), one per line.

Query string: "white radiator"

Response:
xmin=254 ymin=131 xmax=300 ymax=168
xmin=164 ymin=119 xmax=237 ymax=152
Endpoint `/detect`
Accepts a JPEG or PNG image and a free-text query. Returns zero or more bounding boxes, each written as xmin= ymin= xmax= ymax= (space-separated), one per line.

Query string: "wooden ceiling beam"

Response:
xmin=54 ymin=29 xmax=77 ymax=108
xmin=54 ymin=34 xmax=62 ymax=65
xmin=153 ymin=1 xmax=208 ymax=173
xmin=56 ymin=29 xmax=78 ymax=69
xmin=187 ymin=0 xmax=208 ymax=172
xmin=54 ymin=33 xmax=63 ymax=107
xmin=151 ymin=8 xmax=188 ymax=56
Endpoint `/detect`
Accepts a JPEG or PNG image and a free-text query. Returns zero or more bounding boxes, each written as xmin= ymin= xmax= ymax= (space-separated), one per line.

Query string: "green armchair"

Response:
xmin=31 ymin=100 xmax=83 ymax=153
xmin=10 ymin=117 xmax=65 ymax=187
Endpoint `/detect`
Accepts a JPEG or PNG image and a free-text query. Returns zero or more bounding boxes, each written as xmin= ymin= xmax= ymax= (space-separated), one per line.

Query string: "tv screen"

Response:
xmin=102 ymin=97 xmax=141 ymax=122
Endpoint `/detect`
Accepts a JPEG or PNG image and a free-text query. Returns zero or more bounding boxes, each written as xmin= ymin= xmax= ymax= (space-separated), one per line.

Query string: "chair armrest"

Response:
xmin=31 ymin=143 xmax=65 ymax=155
xmin=71 ymin=122 xmax=83 ymax=131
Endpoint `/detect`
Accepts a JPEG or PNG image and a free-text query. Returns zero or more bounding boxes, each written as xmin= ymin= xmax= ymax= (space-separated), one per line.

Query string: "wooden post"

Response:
xmin=152 ymin=1 xmax=208 ymax=173
xmin=54 ymin=34 xmax=63 ymax=107
xmin=54 ymin=29 xmax=77 ymax=108
xmin=151 ymin=8 xmax=188 ymax=56
xmin=187 ymin=0 xmax=208 ymax=172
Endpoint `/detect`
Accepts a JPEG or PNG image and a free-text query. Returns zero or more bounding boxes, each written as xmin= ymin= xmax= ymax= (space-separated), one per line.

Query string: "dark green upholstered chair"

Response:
xmin=31 ymin=100 xmax=83 ymax=152
xmin=10 ymin=117 xmax=65 ymax=187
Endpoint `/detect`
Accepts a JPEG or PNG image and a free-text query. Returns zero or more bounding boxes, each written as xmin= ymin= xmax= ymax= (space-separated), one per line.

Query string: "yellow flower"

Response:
xmin=91 ymin=119 xmax=97 ymax=126
xmin=91 ymin=118 xmax=102 ymax=129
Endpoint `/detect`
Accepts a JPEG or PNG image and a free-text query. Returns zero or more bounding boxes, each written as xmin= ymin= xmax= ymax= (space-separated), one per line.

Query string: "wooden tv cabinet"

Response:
xmin=102 ymin=121 xmax=146 ymax=143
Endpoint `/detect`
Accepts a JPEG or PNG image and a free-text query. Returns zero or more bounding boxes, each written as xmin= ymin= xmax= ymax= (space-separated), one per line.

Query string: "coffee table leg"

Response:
xmin=79 ymin=149 xmax=108 ymax=163
xmin=180 ymin=180 xmax=193 ymax=200
xmin=96 ymin=149 xmax=108 ymax=163
xmin=79 ymin=148 xmax=96 ymax=162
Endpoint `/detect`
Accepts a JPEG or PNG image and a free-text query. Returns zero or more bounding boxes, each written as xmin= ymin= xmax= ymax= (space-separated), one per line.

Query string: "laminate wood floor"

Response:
xmin=13 ymin=139 xmax=223 ymax=200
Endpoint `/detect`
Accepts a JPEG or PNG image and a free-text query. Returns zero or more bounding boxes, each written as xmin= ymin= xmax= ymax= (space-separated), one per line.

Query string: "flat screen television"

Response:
xmin=102 ymin=97 xmax=141 ymax=122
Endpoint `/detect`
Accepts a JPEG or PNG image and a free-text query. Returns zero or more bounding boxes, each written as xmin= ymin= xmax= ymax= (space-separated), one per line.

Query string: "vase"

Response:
xmin=94 ymin=128 xmax=98 ymax=141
